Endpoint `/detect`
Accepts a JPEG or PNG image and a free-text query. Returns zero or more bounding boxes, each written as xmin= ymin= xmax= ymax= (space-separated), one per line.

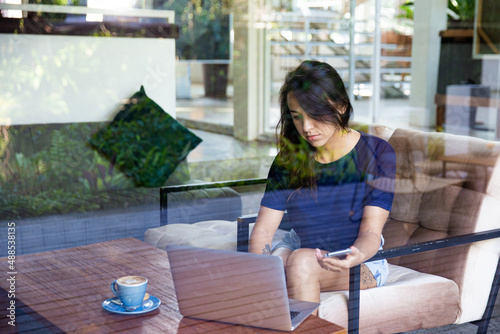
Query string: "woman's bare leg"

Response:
xmin=272 ymin=247 xmax=294 ymax=265
xmin=284 ymin=248 xmax=376 ymax=315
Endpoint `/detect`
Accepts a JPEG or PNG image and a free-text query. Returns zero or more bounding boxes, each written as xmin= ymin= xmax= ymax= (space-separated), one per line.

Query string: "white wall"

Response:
xmin=176 ymin=62 xmax=234 ymax=85
xmin=0 ymin=34 xmax=176 ymax=125
xmin=409 ymin=0 xmax=447 ymax=128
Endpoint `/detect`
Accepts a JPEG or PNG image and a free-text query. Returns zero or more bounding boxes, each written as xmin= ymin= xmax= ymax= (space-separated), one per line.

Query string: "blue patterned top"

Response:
xmin=261 ymin=132 xmax=396 ymax=250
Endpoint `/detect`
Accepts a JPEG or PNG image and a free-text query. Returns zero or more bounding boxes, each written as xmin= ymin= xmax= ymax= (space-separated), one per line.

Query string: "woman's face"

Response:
xmin=287 ymin=92 xmax=341 ymax=149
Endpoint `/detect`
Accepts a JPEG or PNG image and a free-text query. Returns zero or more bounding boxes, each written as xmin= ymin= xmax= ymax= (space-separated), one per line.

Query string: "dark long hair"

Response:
xmin=276 ymin=60 xmax=353 ymax=191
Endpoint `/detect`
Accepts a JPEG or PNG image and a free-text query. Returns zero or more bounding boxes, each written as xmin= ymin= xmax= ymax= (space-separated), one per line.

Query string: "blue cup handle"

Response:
xmin=111 ymin=280 xmax=119 ymax=298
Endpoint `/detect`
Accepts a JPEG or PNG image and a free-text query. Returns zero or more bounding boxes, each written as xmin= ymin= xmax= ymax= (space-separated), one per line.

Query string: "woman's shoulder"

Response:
xmin=354 ymin=132 xmax=396 ymax=176
xmin=357 ymin=131 xmax=394 ymax=152
xmin=355 ymin=131 xmax=395 ymax=164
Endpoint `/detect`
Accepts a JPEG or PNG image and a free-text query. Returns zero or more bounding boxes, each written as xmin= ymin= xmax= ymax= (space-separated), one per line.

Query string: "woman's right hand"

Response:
xmin=315 ymin=247 xmax=363 ymax=272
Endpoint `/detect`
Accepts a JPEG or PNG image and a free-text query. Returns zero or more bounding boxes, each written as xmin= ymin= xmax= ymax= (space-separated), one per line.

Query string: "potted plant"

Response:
xmin=196 ymin=9 xmax=231 ymax=99
xmin=400 ymin=0 xmax=475 ymax=29
xmin=156 ymin=0 xmax=232 ymax=98
xmin=446 ymin=0 xmax=476 ymax=29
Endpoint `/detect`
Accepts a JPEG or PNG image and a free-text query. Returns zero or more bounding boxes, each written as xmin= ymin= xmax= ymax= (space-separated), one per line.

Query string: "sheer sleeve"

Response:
xmin=260 ymin=157 xmax=289 ymax=211
xmin=364 ymin=139 xmax=396 ymax=211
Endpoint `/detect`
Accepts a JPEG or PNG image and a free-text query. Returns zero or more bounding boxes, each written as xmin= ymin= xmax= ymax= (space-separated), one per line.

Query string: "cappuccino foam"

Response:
xmin=117 ymin=276 xmax=147 ymax=286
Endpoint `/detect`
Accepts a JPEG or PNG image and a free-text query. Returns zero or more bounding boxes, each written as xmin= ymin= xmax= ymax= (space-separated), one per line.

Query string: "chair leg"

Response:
xmin=160 ymin=188 xmax=169 ymax=226
xmin=348 ymin=265 xmax=361 ymax=334
xmin=475 ymin=258 xmax=500 ymax=334
xmin=237 ymin=219 xmax=250 ymax=252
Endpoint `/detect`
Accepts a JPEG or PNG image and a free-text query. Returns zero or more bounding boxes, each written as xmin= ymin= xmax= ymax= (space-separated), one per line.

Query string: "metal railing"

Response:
xmin=264 ymin=4 xmax=412 ymax=129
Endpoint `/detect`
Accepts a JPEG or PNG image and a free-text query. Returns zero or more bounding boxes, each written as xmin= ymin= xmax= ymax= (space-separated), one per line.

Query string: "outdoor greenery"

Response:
xmin=0 ymin=121 xmax=267 ymax=220
xmin=401 ymin=0 xmax=476 ymax=27
xmin=447 ymin=0 xmax=476 ymax=23
xmin=0 ymin=85 xmax=203 ymax=220
xmin=0 ymin=122 xmax=155 ymax=220
xmin=154 ymin=0 xmax=231 ymax=60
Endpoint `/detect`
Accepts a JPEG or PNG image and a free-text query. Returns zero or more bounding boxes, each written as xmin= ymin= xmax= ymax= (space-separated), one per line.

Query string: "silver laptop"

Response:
xmin=166 ymin=245 xmax=320 ymax=332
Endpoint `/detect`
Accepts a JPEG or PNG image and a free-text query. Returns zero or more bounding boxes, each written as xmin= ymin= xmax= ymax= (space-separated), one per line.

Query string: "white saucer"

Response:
xmin=102 ymin=295 xmax=161 ymax=315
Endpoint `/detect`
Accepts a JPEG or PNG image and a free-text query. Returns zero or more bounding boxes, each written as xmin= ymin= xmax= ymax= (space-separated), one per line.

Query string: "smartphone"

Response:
xmin=323 ymin=248 xmax=352 ymax=258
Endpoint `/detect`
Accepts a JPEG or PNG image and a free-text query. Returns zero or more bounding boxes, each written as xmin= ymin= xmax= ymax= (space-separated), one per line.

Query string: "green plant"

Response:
xmin=448 ymin=0 xmax=476 ymax=22
xmin=0 ymin=122 xmax=161 ymax=220
xmin=155 ymin=0 xmax=232 ymax=60
xmin=0 ymin=125 xmax=14 ymax=181
xmin=80 ymin=152 xmax=132 ymax=192
xmin=400 ymin=0 xmax=476 ymax=23
xmin=399 ymin=1 xmax=414 ymax=20
xmin=9 ymin=152 xmax=44 ymax=196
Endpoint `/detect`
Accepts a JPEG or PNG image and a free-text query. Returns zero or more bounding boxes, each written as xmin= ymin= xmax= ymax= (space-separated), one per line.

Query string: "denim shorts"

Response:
xmin=273 ymin=229 xmax=389 ymax=287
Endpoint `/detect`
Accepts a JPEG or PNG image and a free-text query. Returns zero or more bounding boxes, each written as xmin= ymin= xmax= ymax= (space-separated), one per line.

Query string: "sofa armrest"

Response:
xmin=370 ymin=228 xmax=500 ymax=261
xmin=236 ymin=212 xmax=292 ymax=252
xmin=160 ymin=178 xmax=266 ymax=226
xmin=348 ymin=228 xmax=500 ymax=334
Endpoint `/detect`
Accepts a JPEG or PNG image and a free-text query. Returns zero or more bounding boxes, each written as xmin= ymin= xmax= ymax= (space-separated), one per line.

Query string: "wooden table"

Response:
xmin=0 ymin=238 xmax=345 ymax=333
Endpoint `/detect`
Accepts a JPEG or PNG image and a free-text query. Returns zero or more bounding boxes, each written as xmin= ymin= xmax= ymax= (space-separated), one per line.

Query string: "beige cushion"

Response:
xmin=144 ymin=220 xmax=289 ymax=251
xmin=145 ymin=220 xmax=239 ymax=251
xmin=372 ymin=125 xmax=395 ymax=142
xmin=452 ymin=194 xmax=500 ymax=323
xmin=381 ymin=218 xmax=418 ymax=250
xmin=390 ymin=174 xmax=463 ymax=223
xmin=418 ymin=184 xmax=462 ymax=231
xmin=457 ymin=239 xmax=500 ymax=323
xmin=318 ymin=264 xmax=460 ymax=334
xmin=485 ymin=154 xmax=500 ymax=200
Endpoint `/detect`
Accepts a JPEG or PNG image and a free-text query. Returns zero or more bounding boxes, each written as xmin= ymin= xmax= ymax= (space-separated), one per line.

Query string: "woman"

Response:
xmin=249 ymin=60 xmax=396 ymax=311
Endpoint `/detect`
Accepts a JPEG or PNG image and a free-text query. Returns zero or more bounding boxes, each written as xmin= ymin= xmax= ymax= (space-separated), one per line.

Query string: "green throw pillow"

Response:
xmin=89 ymin=86 xmax=202 ymax=187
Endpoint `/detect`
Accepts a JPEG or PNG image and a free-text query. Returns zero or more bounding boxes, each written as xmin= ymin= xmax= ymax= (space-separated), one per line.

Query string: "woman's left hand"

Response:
xmin=315 ymin=247 xmax=365 ymax=272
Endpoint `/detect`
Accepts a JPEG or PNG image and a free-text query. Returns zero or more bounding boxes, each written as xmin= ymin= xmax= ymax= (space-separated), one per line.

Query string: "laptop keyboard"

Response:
xmin=290 ymin=311 xmax=301 ymax=320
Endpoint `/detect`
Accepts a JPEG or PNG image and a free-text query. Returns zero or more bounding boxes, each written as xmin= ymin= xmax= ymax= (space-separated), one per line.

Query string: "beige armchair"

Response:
xmin=237 ymin=127 xmax=500 ymax=333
